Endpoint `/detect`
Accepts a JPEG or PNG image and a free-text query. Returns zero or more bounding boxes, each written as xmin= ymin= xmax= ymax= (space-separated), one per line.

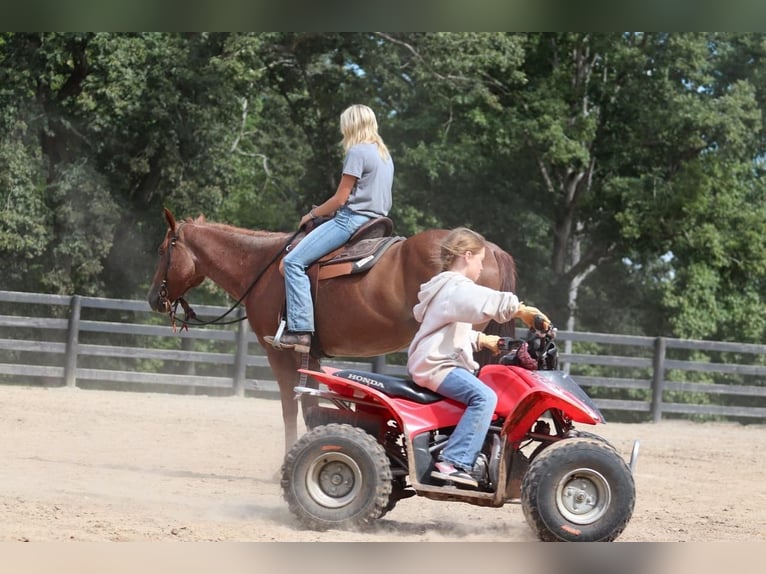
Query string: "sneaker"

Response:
xmin=264 ymin=331 xmax=311 ymax=353
xmin=430 ymin=461 xmax=478 ymax=488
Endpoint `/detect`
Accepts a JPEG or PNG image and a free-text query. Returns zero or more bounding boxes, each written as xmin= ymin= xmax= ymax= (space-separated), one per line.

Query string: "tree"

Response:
xmin=0 ymin=32 xmax=118 ymax=295
xmin=1 ymin=33 xmax=278 ymax=298
xmin=2 ymin=32 xmax=766 ymax=346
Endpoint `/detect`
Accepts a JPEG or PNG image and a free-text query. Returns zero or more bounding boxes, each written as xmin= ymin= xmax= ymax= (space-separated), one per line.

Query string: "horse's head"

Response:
xmin=147 ymin=208 xmax=206 ymax=314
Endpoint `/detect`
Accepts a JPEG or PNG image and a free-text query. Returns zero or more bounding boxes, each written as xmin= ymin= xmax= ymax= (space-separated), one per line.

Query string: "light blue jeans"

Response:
xmin=436 ymin=367 xmax=498 ymax=471
xmin=283 ymin=206 xmax=372 ymax=333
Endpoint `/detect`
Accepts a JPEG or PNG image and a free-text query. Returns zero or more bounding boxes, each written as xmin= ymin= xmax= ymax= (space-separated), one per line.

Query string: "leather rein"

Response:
xmin=158 ymin=223 xmax=302 ymax=332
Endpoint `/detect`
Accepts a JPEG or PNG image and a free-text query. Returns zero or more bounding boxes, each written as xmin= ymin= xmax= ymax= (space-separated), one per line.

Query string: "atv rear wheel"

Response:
xmin=521 ymin=438 xmax=635 ymax=542
xmin=281 ymin=423 xmax=392 ymax=531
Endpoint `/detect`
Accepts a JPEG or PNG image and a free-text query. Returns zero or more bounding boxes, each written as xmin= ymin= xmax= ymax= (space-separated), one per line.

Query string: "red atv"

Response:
xmin=280 ymin=323 xmax=638 ymax=541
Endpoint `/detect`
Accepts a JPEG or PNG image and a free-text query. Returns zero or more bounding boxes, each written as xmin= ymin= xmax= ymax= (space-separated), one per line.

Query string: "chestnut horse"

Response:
xmin=147 ymin=208 xmax=517 ymax=453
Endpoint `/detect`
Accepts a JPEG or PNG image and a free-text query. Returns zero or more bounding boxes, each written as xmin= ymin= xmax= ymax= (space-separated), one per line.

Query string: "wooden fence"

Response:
xmin=1 ymin=289 xmax=764 ymax=422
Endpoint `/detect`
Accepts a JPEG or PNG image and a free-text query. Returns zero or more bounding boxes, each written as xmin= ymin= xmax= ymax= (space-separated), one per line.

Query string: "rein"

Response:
xmin=160 ymin=225 xmax=303 ymax=332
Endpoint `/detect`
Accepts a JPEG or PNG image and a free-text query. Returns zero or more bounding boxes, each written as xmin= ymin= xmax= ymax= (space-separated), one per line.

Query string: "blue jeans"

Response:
xmin=283 ymin=206 xmax=372 ymax=333
xmin=436 ymin=367 xmax=498 ymax=471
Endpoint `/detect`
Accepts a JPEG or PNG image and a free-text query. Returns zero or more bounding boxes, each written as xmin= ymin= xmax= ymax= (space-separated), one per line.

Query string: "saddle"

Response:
xmin=280 ymin=217 xmax=404 ymax=280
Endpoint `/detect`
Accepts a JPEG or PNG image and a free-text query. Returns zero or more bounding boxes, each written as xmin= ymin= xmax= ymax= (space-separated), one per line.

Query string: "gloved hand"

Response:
xmin=477 ymin=333 xmax=501 ymax=354
xmin=514 ymin=304 xmax=552 ymax=332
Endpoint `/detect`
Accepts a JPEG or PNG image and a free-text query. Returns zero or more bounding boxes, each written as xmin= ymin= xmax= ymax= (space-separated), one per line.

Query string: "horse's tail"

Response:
xmin=476 ymin=245 xmax=518 ymax=367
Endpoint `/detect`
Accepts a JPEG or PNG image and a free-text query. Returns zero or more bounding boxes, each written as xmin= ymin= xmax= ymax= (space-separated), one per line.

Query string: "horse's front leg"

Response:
xmin=263 ymin=348 xmax=303 ymax=456
xmin=262 ymin=347 xmax=322 ymax=475
xmin=280 ymin=391 xmax=300 ymax=454
xmin=298 ymin=354 xmax=321 ymax=427
xmin=284 ymin=351 xmax=322 ymax=446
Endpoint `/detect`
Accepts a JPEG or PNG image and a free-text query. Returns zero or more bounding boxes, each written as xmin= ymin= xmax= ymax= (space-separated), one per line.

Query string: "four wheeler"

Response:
xmin=280 ymin=322 xmax=639 ymax=541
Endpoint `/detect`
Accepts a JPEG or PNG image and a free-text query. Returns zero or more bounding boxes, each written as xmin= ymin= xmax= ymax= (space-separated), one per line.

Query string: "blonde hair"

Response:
xmin=340 ymin=104 xmax=390 ymax=160
xmin=439 ymin=227 xmax=486 ymax=271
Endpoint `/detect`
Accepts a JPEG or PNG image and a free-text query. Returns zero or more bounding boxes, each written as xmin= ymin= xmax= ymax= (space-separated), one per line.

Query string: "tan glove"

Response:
xmin=477 ymin=333 xmax=501 ymax=354
xmin=514 ymin=304 xmax=552 ymax=331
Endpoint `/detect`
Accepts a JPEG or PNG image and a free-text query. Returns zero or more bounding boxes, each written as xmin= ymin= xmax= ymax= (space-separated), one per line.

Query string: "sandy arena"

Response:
xmin=0 ymin=385 xmax=764 ymax=542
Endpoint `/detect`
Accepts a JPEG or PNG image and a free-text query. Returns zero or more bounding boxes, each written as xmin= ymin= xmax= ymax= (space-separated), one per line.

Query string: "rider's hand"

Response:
xmin=477 ymin=333 xmax=501 ymax=354
xmin=299 ymin=212 xmax=314 ymax=228
xmin=515 ymin=304 xmax=552 ymax=332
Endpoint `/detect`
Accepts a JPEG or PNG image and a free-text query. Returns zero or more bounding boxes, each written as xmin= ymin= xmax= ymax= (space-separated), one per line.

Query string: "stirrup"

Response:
xmin=264 ymin=320 xmax=287 ymax=349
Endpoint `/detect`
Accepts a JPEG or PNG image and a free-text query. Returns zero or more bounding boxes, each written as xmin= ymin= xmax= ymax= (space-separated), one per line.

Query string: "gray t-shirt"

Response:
xmin=342 ymin=142 xmax=394 ymax=217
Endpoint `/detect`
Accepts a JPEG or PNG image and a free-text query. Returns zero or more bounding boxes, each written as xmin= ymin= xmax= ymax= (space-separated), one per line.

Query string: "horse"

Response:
xmin=147 ymin=208 xmax=517 ymax=454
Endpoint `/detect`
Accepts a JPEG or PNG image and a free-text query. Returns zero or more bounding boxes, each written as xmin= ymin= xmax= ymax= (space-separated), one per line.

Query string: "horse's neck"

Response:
xmin=185 ymin=223 xmax=288 ymax=299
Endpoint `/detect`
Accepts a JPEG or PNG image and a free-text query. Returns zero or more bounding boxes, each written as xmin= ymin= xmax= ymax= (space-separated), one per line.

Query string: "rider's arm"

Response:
xmin=300 ymin=174 xmax=358 ymax=227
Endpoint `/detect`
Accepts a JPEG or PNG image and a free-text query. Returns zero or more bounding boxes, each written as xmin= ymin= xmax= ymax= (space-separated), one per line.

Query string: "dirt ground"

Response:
xmin=0 ymin=384 xmax=764 ymax=542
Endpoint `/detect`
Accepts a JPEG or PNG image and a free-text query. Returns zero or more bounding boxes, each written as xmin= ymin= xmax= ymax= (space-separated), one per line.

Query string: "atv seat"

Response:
xmin=334 ymin=369 xmax=442 ymax=404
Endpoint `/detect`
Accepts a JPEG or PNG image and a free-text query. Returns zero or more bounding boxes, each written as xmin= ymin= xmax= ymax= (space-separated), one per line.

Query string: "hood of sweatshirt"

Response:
xmin=412 ymin=271 xmax=463 ymax=323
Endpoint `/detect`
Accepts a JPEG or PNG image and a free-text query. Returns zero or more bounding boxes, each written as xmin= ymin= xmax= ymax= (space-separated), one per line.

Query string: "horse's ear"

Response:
xmin=163 ymin=207 xmax=177 ymax=232
xmin=197 ymin=213 xmax=206 ymax=223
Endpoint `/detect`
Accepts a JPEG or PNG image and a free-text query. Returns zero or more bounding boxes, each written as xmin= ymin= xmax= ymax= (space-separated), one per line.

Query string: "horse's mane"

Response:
xmin=187 ymin=215 xmax=289 ymax=239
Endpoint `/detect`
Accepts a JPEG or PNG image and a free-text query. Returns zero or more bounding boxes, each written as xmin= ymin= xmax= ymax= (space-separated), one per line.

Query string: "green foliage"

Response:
xmin=0 ymin=130 xmax=50 ymax=291
xmin=2 ymin=32 xmax=766 ymax=353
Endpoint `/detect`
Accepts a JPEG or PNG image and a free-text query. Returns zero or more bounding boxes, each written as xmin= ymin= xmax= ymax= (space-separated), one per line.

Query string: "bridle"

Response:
xmin=156 ymin=222 xmax=204 ymax=331
xmin=157 ymin=223 xmax=182 ymax=317
xmin=157 ymin=223 xmax=303 ymax=331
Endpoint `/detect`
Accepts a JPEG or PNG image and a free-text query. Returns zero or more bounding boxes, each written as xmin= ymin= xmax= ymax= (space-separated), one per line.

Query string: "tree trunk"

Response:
xmin=563 ymin=221 xmax=595 ymax=373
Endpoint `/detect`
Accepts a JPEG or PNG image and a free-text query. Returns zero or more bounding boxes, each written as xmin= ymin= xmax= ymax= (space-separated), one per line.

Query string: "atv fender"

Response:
xmin=297 ymin=367 xmax=407 ymax=430
xmin=502 ymin=387 xmax=603 ymax=444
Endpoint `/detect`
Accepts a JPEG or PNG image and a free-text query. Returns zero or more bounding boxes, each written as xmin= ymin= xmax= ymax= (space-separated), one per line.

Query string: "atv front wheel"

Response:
xmin=521 ymin=438 xmax=635 ymax=542
xmin=281 ymin=423 xmax=392 ymax=531
xmin=529 ymin=429 xmax=617 ymax=461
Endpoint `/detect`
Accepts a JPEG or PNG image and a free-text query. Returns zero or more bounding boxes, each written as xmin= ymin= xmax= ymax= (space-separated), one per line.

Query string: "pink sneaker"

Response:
xmin=430 ymin=461 xmax=478 ymax=488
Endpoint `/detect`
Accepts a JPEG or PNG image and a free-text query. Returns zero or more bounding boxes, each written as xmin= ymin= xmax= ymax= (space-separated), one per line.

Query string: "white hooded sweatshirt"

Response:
xmin=407 ymin=271 xmax=520 ymax=392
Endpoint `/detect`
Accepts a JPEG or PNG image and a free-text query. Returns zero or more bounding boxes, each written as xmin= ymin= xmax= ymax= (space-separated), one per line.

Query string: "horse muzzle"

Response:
xmin=147 ymin=283 xmax=172 ymax=313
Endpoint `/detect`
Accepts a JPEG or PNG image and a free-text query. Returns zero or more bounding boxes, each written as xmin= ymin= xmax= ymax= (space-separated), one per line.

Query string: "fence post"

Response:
xmin=232 ymin=307 xmax=248 ymax=397
xmin=650 ymin=336 xmax=666 ymax=422
xmin=182 ymin=336 xmax=196 ymax=375
xmin=372 ymin=355 xmax=386 ymax=373
xmin=63 ymin=295 xmax=81 ymax=388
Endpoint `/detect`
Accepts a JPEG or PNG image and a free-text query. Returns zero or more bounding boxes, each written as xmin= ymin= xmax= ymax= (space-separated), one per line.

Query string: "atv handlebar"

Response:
xmin=531 ymin=313 xmax=554 ymax=334
xmin=497 ymin=321 xmax=558 ymax=371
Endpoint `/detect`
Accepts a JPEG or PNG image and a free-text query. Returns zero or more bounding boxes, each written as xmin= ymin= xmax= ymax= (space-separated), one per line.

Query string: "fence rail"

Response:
xmin=1 ymin=290 xmax=764 ymax=422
